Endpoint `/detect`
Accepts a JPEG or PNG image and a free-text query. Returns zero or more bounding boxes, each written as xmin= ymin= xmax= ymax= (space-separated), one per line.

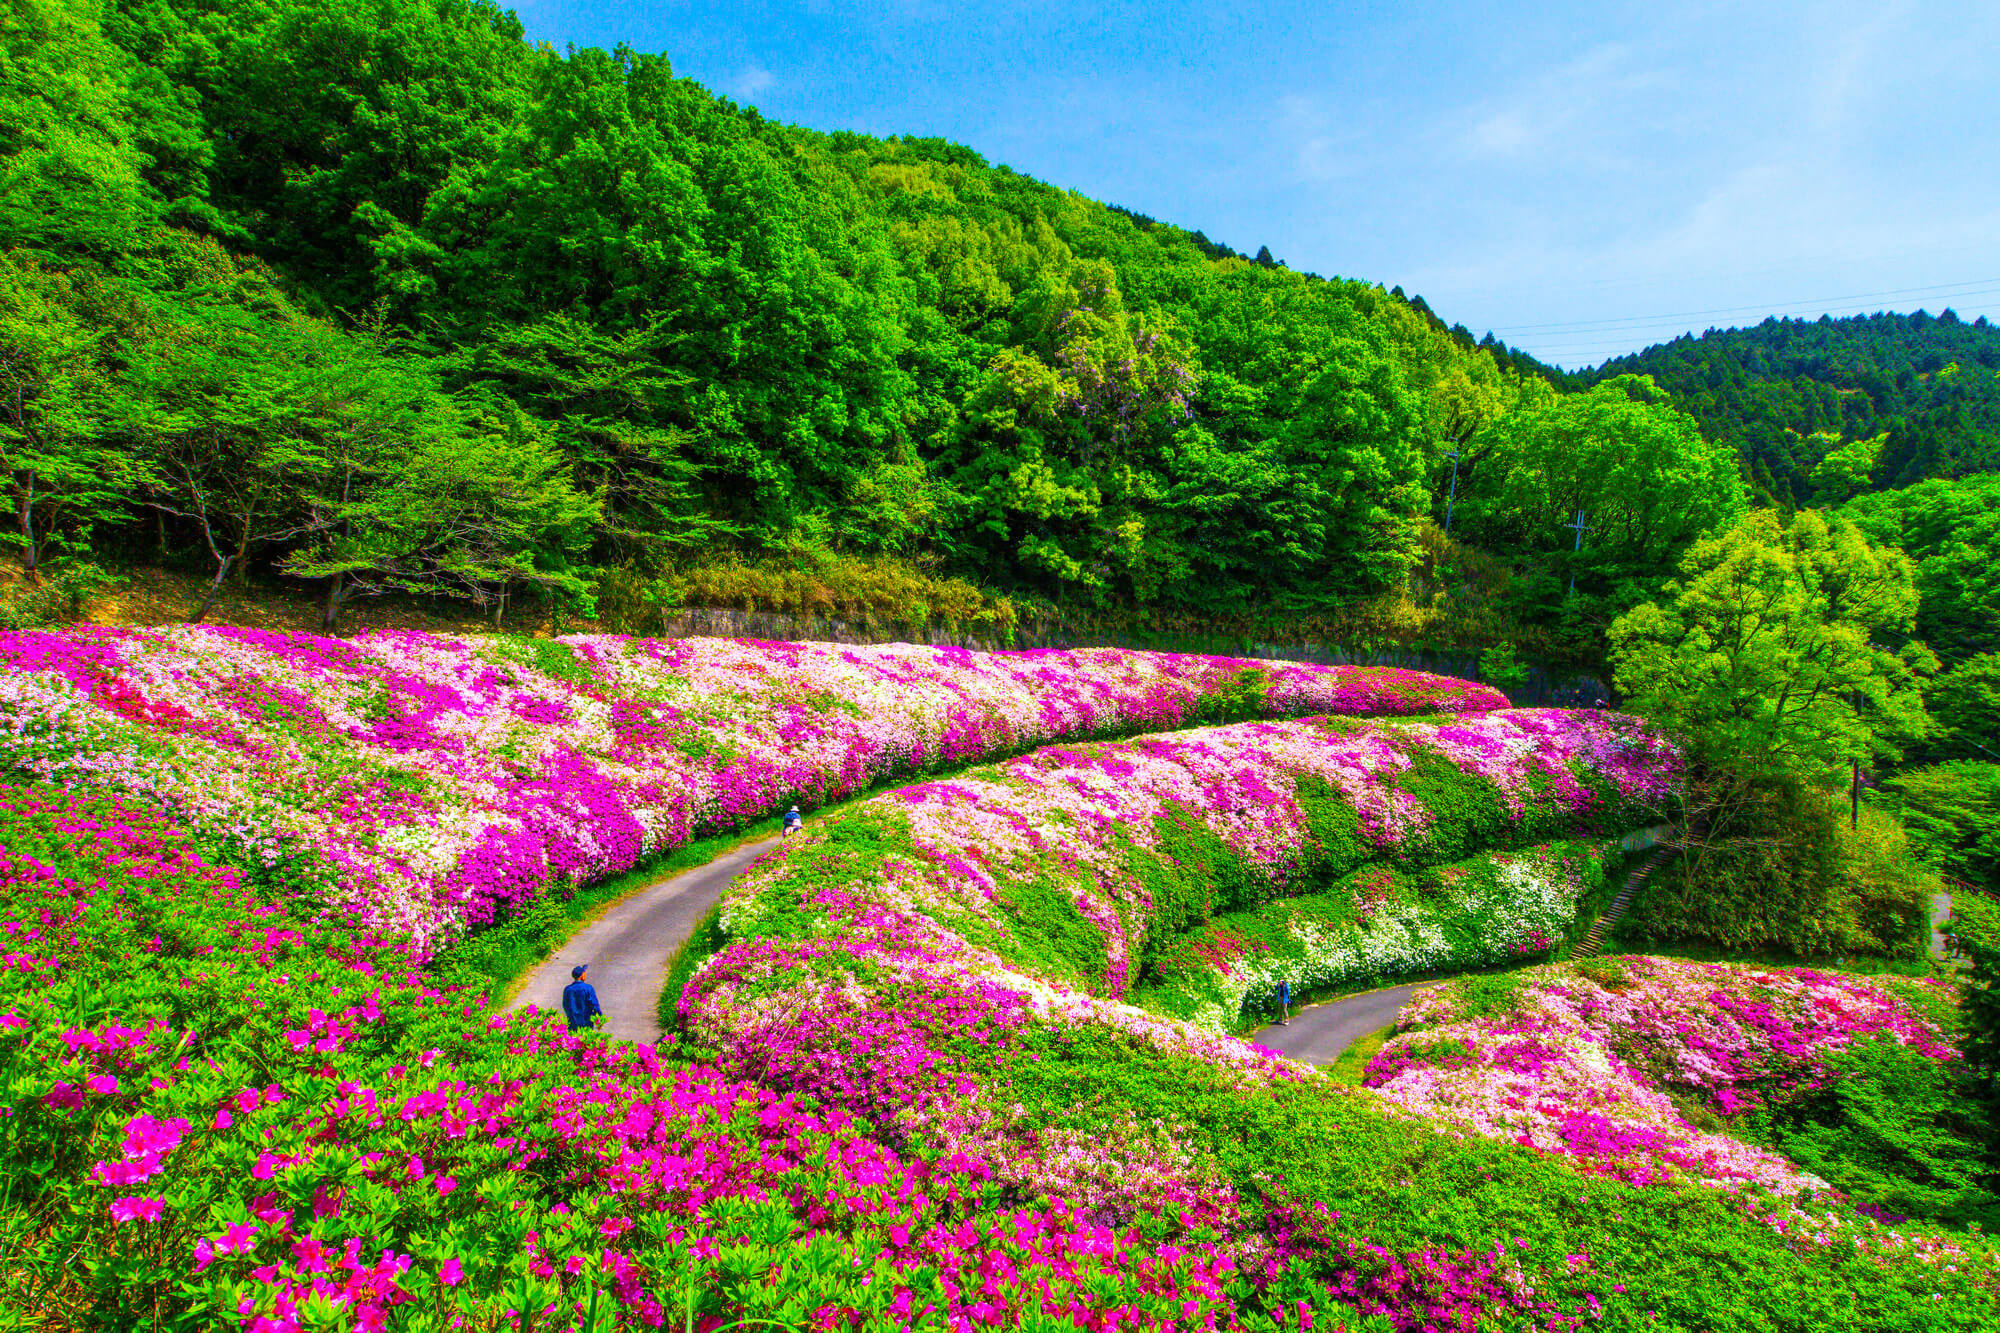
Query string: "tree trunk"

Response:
xmin=320 ymin=570 xmax=346 ymax=635
xmin=190 ymin=556 xmax=231 ymax=624
xmin=156 ymin=509 xmax=168 ymax=562
xmin=17 ymin=488 xmax=38 ymax=586
xmin=234 ymin=511 xmax=255 ymax=586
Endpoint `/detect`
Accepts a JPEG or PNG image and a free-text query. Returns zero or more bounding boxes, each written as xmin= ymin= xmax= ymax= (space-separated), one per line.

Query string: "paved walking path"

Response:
xmin=1933 ymin=889 xmax=1958 ymax=964
xmin=511 ymin=836 xmax=783 ymax=1045
xmin=1249 ymin=982 xmax=1431 ymax=1065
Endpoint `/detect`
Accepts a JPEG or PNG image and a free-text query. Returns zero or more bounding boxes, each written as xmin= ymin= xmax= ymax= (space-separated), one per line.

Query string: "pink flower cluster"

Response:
xmin=1366 ymin=957 xmax=1960 ymax=1198
xmin=684 ymin=708 xmax=1681 ymax=1219
xmin=0 ymin=627 xmax=1501 ymax=955
xmin=3 ymin=785 xmax=1642 ymax=1331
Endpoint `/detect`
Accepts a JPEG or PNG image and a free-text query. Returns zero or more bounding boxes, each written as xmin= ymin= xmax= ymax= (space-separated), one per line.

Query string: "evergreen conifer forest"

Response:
xmin=4 ymin=2 xmax=2000 ymax=1330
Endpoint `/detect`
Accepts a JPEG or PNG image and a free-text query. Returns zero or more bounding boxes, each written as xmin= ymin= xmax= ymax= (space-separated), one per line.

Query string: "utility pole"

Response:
xmin=1442 ymin=450 xmax=1462 ymax=538
xmin=1563 ymin=508 xmax=1593 ymax=597
xmin=1851 ymin=689 xmax=1863 ymax=830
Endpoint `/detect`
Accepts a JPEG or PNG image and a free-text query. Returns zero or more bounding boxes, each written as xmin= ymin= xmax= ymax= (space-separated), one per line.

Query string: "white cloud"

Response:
xmin=729 ymin=64 xmax=775 ymax=100
xmin=1279 ymin=93 xmax=1360 ymax=182
xmin=1450 ymin=41 xmax=1676 ymax=168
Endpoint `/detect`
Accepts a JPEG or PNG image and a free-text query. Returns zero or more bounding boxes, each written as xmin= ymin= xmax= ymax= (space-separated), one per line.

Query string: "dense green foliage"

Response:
xmin=1944 ymin=892 xmax=2000 ymax=1194
xmin=1626 ymin=781 xmax=1933 ymax=957
xmin=1738 ymin=1031 xmax=2000 ymax=1229
xmin=1585 ymin=312 xmax=2000 ymax=503
xmin=1924 ymin=655 xmax=2000 ymax=764
xmin=1887 ymin=763 xmax=2000 ymax=894
xmin=1453 ymin=374 xmax=1746 ymax=643
xmin=3 ymin=0 xmax=1580 ymax=627
xmin=1840 ymin=474 xmax=2000 ymax=669
xmin=1609 ymin=509 xmax=1935 ymax=780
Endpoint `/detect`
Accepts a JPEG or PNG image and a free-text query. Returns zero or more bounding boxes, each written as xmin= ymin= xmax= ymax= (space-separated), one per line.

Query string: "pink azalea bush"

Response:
xmin=2 ymin=784 xmax=1700 ymax=1332
xmin=0 ymin=627 xmax=1499 ymax=956
xmin=1366 ymin=957 xmax=1959 ymax=1200
xmin=681 ymin=708 xmax=1679 ymax=1221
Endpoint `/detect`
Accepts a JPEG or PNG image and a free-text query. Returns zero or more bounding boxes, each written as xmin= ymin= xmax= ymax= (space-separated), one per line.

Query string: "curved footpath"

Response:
xmin=511 ymin=828 xmax=1433 ymax=1059
xmin=1250 ymin=983 xmax=1429 ymax=1064
xmin=510 ymin=836 xmax=782 ymax=1045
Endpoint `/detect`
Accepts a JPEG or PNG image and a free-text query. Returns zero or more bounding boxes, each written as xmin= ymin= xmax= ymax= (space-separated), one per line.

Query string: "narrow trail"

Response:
xmin=513 ymin=822 xmax=1697 ymax=1062
xmin=510 ymin=836 xmax=783 ymax=1046
xmin=1250 ymin=831 xmax=1686 ymax=1064
xmin=1249 ymin=983 xmax=1430 ymax=1065
xmin=1574 ymin=839 xmax=1681 ymax=958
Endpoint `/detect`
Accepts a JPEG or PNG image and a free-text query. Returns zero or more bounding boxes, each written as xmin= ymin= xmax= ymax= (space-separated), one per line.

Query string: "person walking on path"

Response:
xmin=562 ymin=964 xmax=603 ymax=1033
xmin=1275 ymin=977 xmax=1292 ymax=1026
xmin=782 ymin=805 xmax=804 ymax=841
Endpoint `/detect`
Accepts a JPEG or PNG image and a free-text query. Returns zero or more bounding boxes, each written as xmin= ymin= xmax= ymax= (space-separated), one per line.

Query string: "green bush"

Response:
xmin=594 ymin=549 xmax=1019 ymax=640
xmin=1888 ymin=762 xmax=2000 ymax=893
xmin=1738 ymin=1034 xmax=2000 ymax=1229
xmin=1628 ymin=777 xmax=1933 ymax=957
xmin=0 ymin=560 xmax=122 ymax=629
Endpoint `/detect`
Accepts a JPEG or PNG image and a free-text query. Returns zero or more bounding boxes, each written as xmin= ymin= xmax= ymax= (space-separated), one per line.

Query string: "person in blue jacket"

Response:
xmin=562 ymin=964 xmax=603 ymax=1033
xmin=1275 ymin=977 xmax=1291 ymax=1026
xmin=782 ymin=805 xmax=803 ymax=841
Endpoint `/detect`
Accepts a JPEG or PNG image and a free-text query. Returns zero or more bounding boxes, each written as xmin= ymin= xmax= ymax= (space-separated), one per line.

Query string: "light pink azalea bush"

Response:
xmin=1365 ymin=957 xmax=1959 ymax=1199
xmin=0 ymin=627 xmax=1499 ymax=954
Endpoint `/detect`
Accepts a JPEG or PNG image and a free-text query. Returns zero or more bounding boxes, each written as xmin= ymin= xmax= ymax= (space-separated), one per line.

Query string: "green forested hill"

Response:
xmin=5 ymin=0 xmax=1566 ymax=627
xmin=1579 ymin=311 xmax=2000 ymax=503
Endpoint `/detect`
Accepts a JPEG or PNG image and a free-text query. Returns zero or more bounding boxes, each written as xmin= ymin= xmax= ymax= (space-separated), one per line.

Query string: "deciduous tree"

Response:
xmin=1609 ymin=508 xmax=1935 ymax=780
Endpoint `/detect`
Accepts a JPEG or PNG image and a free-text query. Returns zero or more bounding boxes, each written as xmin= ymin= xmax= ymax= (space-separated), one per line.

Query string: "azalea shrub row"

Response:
xmin=688 ymin=709 xmax=1679 ymax=1118
xmin=4 ymin=630 xmax=1997 ymax=1330
xmin=9 ymin=771 xmax=1996 ymax=1330
xmin=1 ymin=785 xmax=1380 ymax=1332
xmin=1136 ymin=841 xmax=1621 ymax=1028
xmin=679 ymin=705 xmax=1677 ymax=1223
xmin=0 ymin=627 xmax=1500 ymax=955
xmin=1366 ymin=958 xmax=1973 ymax=1211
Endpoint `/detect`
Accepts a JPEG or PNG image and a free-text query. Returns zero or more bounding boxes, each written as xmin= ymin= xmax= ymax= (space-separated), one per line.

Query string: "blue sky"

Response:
xmin=508 ymin=0 xmax=2000 ymax=369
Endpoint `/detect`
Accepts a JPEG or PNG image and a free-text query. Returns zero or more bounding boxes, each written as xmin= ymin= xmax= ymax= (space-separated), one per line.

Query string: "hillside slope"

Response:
xmin=1580 ymin=311 xmax=2000 ymax=501
xmin=6 ymin=0 xmax=1549 ymax=623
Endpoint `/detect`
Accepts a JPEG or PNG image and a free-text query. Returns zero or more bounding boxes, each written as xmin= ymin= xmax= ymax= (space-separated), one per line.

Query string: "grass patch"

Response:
xmin=658 ymin=901 xmax=729 ymax=1034
xmin=1327 ymin=1022 xmax=1396 ymax=1086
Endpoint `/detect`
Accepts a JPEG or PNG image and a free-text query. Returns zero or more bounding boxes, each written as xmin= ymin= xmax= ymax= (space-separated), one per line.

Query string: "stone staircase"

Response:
xmin=1572 ymin=838 xmax=1683 ymax=960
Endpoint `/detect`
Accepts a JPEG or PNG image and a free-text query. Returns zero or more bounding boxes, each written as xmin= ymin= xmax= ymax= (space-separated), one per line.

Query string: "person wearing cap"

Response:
xmin=562 ymin=964 xmax=603 ymax=1033
xmin=782 ymin=805 xmax=803 ymax=841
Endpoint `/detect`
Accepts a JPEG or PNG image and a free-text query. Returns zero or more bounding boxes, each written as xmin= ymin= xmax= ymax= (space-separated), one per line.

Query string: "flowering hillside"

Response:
xmin=27 ymin=779 xmax=1987 ymax=1332
xmin=683 ymin=708 xmax=1678 ymax=1216
xmin=0 ymin=786 xmax=1358 ymax=1330
xmin=3 ymin=676 xmax=1996 ymax=1326
xmin=0 ymin=627 xmax=1498 ymax=954
xmin=1368 ymin=958 xmax=1960 ymax=1200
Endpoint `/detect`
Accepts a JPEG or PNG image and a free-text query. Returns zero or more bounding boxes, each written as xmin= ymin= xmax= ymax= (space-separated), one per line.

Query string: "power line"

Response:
xmin=1486 ymin=276 xmax=2000 ymax=337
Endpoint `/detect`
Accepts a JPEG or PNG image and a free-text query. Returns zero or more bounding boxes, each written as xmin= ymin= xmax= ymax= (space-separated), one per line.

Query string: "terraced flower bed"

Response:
xmin=0 ymin=628 xmax=1498 ymax=955
xmin=1367 ymin=958 xmax=1961 ymax=1199
xmin=2 ymin=630 xmax=1994 ymax=1331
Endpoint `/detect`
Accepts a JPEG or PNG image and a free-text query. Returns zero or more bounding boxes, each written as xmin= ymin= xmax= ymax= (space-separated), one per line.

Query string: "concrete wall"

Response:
xmin=646 ymin=605 xmax=1611 ymax=709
